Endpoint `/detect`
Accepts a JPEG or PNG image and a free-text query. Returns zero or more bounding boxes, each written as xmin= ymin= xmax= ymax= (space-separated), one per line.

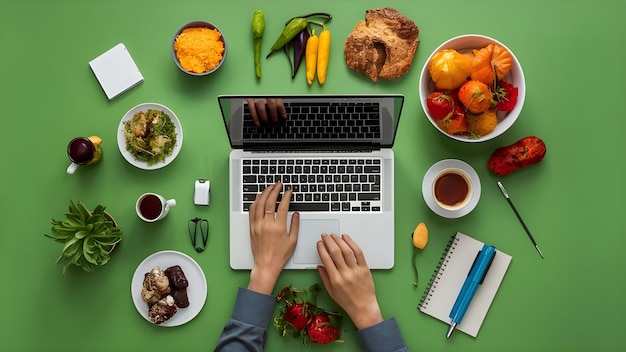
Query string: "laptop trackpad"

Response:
xmin=293 ymin=219 xmax=340 ymax=265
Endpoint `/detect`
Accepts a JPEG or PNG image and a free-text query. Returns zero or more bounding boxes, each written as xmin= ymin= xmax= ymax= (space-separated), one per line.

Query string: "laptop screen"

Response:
xmin=218 ymin=94 xmax=404 ymax=150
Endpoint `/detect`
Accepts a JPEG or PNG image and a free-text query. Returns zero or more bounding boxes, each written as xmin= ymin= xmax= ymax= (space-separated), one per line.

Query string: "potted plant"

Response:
xmin=44 ymin=199 xmax=123 ymax=275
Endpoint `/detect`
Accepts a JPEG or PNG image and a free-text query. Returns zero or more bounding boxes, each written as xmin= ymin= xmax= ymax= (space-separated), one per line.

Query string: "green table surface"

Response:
xmin=2 ymin=1 xmax=625 ymax=351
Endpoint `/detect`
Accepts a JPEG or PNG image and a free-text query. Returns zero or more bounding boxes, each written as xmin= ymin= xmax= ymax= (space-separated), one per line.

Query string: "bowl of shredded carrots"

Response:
xmin=172 ymin=20 xmax=227 ymax=76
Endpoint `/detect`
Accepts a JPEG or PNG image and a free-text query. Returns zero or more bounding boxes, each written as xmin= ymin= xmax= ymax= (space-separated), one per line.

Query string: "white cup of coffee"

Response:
xmin=432 ymin=168 xmax=473 ymax=211
xmin=136 ymin=193 xmax=177 ymax=222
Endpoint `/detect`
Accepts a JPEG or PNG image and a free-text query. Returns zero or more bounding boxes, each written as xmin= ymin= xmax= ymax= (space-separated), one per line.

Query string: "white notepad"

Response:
xmin=89 ymin=43 xmax=143 ymax=100
xmin=418 ymin=232 xmax=512 ymax=337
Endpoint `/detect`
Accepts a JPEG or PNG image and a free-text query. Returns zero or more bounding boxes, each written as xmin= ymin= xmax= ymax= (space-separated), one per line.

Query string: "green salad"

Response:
xmin=123 ymin=109 xmax=177 ymax=166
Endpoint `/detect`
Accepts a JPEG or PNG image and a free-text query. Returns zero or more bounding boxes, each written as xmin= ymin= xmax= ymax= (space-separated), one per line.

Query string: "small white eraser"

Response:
xmin=89 ymin=43 xmax=144 ymax=100
xmin=194 ymin=179 xmax=211 ymax=205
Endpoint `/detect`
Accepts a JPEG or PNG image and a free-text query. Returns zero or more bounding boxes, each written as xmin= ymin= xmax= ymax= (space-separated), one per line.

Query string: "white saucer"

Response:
xmin=422 ymin=159 xmax=481 ymax=219
xmin=131 ymin=250 xmax=207 ymax=327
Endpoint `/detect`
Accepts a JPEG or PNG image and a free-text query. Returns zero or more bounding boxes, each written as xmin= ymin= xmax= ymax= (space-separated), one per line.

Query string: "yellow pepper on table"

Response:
xmin=305 ymin=24 xmax=330 ymax=85
xmin=305 ymin=29 xmax=319 ymax=85
xmin=316 ymin=28 xmax=330 ymax=85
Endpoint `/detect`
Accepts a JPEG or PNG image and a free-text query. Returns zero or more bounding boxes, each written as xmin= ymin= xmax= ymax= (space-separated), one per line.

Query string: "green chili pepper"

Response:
xmin=266 ymin=17 xmax=308 ymax=58
xmin=252 ymin=10 xmax=265 ymax=79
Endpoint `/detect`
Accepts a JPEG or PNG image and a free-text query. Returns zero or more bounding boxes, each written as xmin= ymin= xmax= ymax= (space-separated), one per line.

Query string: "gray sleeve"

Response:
xmin=354 ymin=318 xmax=410 ymax=352
xmin=214 ymin=287 xmax=277 ymax=352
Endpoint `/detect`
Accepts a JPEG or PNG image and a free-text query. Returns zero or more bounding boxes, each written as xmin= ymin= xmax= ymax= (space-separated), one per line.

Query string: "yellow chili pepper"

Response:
xmin=305 ymin=29 xmax=319 ymax=85
xmin=316 ymin=28 xmax=330 ymax=85
xmin=411 ymin=222 xmax=428 ymax=287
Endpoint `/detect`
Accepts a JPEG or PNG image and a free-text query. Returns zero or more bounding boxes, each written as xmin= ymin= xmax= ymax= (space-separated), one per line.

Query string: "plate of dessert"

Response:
xmin=131 ymin=250 xmax=207 ymax=326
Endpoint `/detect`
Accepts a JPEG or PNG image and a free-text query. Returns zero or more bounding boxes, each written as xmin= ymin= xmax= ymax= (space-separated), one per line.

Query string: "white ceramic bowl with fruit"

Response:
xmin=419 ymin=34 xmax=525 ymax=142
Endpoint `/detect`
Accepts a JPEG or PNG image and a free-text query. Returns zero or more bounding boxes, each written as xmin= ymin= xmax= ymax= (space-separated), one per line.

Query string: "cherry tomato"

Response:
xmin=426 ymin=92 xmax=455 ymax=119
xmin=495 ymin=80 xmax=519 ymax=112
xmin=437 ymin=105 xmax=468 ymax=134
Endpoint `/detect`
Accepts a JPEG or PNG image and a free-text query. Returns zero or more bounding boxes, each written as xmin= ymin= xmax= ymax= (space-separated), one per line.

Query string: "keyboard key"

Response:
xmin=358 ymin=193 xmax=380 ymax=201
xmin=289 ymin=203 xmax=329 ymax=212
xmin=243 ymin=185 xmax=258 ymax=193
xmin=243 ymin=175 xmax=256 ymax=183
xmin=243 ymin=193 xmax=257 ymax=201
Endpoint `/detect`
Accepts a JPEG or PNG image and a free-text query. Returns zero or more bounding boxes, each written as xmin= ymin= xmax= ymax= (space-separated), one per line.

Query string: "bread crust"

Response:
xmin=344 ymin=8 xmax=419 ymax=82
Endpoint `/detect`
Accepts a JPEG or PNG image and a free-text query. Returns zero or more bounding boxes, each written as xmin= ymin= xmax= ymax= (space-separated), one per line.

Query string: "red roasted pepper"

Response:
xmin=488 ymin=136 xmax=547 ymax=176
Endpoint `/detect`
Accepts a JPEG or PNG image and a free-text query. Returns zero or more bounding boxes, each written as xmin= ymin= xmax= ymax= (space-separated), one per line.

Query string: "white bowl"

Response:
xmin=419 ymin=34 xmax=525 ymax=142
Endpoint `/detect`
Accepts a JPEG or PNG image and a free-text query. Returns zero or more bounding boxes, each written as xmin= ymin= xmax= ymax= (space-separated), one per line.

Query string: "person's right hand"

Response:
xmin=246 ymin=98 xmax=287 ymax=126
xmin=316 ymin=234 xmax=384 ymax=330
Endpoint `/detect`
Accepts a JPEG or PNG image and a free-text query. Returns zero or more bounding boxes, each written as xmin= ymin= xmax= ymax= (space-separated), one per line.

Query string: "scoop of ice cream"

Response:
xmin=149 ymin=295 xmax=178 ymax=324
xmin=141 ymin=266 xmax=171 ymax=304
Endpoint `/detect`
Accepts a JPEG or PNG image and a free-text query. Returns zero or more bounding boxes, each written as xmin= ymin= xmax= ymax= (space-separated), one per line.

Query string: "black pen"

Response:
xmin=497 ymin=182 xmax=544 ymax=259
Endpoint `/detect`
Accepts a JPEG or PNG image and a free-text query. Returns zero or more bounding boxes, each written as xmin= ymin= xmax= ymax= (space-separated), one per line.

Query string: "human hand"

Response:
xmin=246 ymin=98 xmax=287 ymax=126
xmin=316 ymin=234 xmax=384 ymax=330
xmin=248 ymin=182 xmax=299 ymax=295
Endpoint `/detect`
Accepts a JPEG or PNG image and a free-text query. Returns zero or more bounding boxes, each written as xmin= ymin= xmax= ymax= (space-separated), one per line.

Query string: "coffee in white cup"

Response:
xmin=136 ymin=193 xmax=176 ymax=222
xmin=432 ymin=168 xmax=473 ymax=211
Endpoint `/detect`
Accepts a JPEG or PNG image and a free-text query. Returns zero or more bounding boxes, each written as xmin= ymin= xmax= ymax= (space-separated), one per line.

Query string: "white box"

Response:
xmin=89 ymin=43 xmax=143 ymax=100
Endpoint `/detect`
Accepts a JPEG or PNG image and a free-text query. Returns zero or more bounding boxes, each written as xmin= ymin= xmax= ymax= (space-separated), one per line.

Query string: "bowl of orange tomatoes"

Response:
xmin=419 ymin=34 xmax=525 ymax=142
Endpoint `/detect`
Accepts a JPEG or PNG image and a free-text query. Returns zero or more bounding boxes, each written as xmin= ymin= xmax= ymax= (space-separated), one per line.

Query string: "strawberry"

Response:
xmin=488 ymin=136 xmax=546 ymax=176
xmin=306 ymin=313 xmax=341 ymax=345
xmin=273 ymin=284 xmax=343 ymax=345
xmin=283 ymin=303 xmax=312 ymax=331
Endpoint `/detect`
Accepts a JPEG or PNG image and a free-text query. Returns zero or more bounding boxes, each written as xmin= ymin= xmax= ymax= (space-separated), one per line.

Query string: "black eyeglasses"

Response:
xmin=188 ymin=217 xmax=209 ymax=252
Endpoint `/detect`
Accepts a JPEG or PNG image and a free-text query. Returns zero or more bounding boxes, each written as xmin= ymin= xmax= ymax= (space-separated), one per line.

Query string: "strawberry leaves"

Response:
xmin=273 ymin=284 xmax=343 ymax=345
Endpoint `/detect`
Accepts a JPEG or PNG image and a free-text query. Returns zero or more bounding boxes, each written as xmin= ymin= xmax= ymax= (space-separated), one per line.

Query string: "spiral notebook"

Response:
xmin=418 ymin=232 xmax=512 ymax=337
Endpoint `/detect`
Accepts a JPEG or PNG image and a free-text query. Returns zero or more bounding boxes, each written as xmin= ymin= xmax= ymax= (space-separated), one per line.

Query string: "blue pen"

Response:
xmin=446 ymin=244 xmax=496 ymax=338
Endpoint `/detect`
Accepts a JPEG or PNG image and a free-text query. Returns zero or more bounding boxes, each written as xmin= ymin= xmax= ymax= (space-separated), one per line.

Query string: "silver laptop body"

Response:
xmin=218 ymin=94 xmax=404 ymax=269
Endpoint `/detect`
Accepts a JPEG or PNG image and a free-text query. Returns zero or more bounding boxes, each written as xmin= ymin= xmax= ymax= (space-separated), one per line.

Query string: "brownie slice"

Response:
xmin=149 ymin=295 xmax=178 ymax=324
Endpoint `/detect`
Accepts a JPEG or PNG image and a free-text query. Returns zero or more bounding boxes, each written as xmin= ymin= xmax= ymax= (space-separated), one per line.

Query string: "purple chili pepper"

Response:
xmin=292 ymin=28 xmax=310 ymax=78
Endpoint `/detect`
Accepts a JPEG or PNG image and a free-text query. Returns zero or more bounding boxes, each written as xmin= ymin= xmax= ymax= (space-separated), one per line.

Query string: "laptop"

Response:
xmin=218 ymin=94 xmax=404 ymax=269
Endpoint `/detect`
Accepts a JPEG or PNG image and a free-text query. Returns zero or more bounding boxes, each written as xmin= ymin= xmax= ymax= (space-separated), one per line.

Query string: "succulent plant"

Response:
xmin=44 ymin=200 xmax=123 ymax=275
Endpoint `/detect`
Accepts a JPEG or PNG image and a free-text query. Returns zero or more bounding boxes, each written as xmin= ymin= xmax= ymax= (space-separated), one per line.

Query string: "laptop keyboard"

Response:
xmin=242 ymin=101 xmax=382 ymax=140
xmin=241 ymin=157 xmax=383 ymax=212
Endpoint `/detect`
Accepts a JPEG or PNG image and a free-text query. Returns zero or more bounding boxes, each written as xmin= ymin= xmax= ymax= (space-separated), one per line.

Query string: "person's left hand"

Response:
xmin=246 ymin=98 xmax=287 ymax=126
xmin=248 ymin=182 xmax=300 ymax=295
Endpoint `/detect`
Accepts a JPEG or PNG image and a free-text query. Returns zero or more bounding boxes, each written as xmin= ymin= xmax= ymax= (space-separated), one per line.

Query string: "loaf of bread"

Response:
xmin=344 ymin=8 xmax=419 ymax=82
